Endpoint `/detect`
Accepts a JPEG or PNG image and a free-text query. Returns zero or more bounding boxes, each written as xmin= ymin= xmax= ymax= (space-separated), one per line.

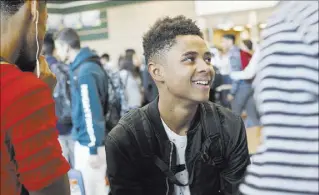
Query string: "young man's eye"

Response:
xmin=183 ymin=56 xmax=196 ymax=63
xmin=205 ymin=58 xmax=212 ymax=63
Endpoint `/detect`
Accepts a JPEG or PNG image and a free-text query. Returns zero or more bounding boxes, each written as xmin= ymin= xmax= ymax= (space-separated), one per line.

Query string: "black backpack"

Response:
xmin=50 ymin=62 xmax=72 ymax=125
xmin=118 ymin=102 xmax=226 ymax=188
xmin=74 ymin=56 xmax=122 ymax=133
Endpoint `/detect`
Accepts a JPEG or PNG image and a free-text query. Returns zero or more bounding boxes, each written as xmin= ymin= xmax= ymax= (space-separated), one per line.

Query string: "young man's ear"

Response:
xmin=148 ymin=61 xmax=164 ymax=83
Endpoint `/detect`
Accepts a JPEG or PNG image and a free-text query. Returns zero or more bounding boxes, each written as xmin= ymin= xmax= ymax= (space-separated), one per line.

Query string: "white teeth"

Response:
xmin=194 ymin=81 xmax=209 ymax=85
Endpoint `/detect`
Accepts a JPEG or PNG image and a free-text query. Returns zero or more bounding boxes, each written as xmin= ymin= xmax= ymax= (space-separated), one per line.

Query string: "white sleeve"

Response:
xmin=230 ymin=47 xmax=260 ymax=80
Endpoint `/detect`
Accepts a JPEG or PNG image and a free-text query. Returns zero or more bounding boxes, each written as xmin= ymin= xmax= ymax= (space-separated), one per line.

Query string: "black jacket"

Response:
xmin=106 ymin=99 xmax=250 ymax=195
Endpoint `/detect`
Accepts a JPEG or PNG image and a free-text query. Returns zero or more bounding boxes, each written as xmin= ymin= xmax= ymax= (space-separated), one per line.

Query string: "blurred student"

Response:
xmin=239 ymin=39 xmax=253 ymax=70
xmin=55 ymin=28 xmax=107 ymax=195
xmin=119 ymin=53 xmax=143 ymax=109
xmin=222 ymin=34 xmax=260 ymax=126
xmin=43 ymin=33 xmax=74 ymax=167
xmin=101 ymin=53 xmax=112 ymax=71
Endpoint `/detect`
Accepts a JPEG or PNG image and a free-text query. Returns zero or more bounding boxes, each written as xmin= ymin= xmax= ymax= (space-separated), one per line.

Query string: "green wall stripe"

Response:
xmin=80 ymin=33 xmax=108 ymax=41
xmin=48 ymin=1 xmax=149 ymax=14
xmin=100 ymin=10 xmax=107 ymax=18
xmin=77 ymin=22 xmax=107 ymax=32
xmin=48 ymin=8 xmax=61 ymax=14
xmin=50 ymin=0 xmax=77 ymax=4
xmin=47 ymin=1 xmax=152 ymax=41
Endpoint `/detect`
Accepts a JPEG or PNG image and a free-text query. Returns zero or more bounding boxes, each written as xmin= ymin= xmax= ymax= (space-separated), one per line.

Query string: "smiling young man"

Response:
xmin=106 ymin=16 xmax=250 ymax=195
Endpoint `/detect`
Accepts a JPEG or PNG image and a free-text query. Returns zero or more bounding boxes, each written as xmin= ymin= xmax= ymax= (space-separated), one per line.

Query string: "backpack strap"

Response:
xmin=131 ymin=108 xmax=190 ymax=187
xmin=202 ymin=103 xmax=226 ymax=192
xmin=153 ymin=156 xmax=189 ymax=186
xmin=201 ymin=103 xmax=225 ymax=165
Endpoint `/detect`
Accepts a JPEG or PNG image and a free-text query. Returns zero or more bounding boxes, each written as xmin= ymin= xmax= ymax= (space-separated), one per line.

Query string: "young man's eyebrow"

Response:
xmin=182 ymin=51 xmax=212 ymax=57
xmin=204 ymin=51 xmax=212 ymax=57
xmin=182 ymin=51 xmax=198 ymax=56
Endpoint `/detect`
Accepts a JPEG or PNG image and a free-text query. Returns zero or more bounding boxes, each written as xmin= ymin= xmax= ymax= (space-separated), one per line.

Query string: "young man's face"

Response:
xmin=54 ymin=40 xmax=69 ymax=63
xmin=101 ymin=57 xmax=109 ymax=65
xmin=159 ymin=35 xmax=215 ymax=103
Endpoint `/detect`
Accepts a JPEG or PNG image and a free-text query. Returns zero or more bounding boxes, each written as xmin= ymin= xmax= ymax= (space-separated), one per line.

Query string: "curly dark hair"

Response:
xmin=143 ymin=15 xmax=203 ymax=64
xmin=0 ymin=0 xmax=47 ymax=17
xmin=0 ymin=0 xmax=24 ymax=16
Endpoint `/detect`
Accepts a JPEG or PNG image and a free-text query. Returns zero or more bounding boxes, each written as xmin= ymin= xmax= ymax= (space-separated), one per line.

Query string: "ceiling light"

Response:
xmin=233 ymin=26 xmax=244 ymax=31
xmin=259 ymin=23 xmax=267 ymax=29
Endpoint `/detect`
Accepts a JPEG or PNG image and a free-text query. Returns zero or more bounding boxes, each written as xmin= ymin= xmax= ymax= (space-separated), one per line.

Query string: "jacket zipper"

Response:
xmin=166 ymin=141 xmax=174 ymax=195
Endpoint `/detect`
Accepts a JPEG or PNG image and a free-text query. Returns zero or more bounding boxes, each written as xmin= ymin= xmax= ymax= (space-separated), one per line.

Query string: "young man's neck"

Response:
xmin=0 ymin=27 xmax=22 ymax=64
xmin=1 ymin=11 xmax=29 ymax=64
xmin=158 ymin=93 xmax=198 ymax=136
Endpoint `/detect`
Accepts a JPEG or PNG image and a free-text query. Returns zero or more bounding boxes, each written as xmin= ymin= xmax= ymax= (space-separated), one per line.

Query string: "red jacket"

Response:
xmin=240 ymin=50 xmax=252 ymax=70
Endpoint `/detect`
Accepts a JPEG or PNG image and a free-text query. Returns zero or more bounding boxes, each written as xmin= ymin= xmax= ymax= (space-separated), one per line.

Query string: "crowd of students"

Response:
xmin=209 ymin=34 xmax=260 ymax=128
xmin=1 ymin=1 xmax=318 ymax=195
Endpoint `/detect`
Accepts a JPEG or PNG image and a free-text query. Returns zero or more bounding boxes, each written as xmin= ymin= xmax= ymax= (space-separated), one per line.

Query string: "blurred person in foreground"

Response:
xmin=54 ymin=28 xmax=107 ymax=195
xmin=222 ymin=34 xmax=260 ymax=127
xmin=240 ymin=1 xmax=319 ymax=194
xmin=42 ymin=33 xmax=74 ymax=167
xmin=0 ymin=1 xmax=70 ymax=195
xmin=106 ymin=15 xmax=250 ymax=195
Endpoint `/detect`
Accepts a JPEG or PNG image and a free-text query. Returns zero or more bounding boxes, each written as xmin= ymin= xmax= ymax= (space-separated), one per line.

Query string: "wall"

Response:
xmin=195 ymin=1 xmax=278 ymax=16
xmin=81 ymin=1 xmax=196 ymax=67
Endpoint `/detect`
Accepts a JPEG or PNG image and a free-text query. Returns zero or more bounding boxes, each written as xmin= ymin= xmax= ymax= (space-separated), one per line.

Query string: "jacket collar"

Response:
xmin=146 ymin=96 xmax=202 ymax=140
xmin=146 ymin=96 xmax=170 ymax=142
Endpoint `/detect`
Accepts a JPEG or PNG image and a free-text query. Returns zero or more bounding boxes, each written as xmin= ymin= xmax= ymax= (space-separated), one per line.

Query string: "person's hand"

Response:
xmin=227 ymin=94 xmax=234 ymax=102
xmin=34 ymin=55 xmax=57 ymax=91
xmin=88 ymin=155 xmax=102 ymax=169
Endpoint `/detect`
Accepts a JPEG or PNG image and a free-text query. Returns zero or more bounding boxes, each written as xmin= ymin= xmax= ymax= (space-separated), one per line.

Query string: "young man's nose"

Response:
xmin=196 ymin=59 xmax=211 ymax=73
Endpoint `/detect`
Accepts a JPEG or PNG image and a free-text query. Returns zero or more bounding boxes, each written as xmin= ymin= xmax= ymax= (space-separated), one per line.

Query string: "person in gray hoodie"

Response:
xmin=54 ymin=28 xmax=107 ymax=195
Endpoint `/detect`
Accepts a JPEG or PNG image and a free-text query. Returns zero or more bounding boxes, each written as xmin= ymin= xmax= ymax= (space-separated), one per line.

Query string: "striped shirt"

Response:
xmin=240 ymin=1 xmax=319 ymax=195
xmin=1 ymin=64 xmax=70 ymax=195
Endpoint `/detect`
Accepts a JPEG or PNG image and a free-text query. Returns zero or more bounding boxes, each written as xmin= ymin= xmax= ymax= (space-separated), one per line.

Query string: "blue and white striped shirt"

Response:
xmin=240 ymin=1 xmax=319 ymax=195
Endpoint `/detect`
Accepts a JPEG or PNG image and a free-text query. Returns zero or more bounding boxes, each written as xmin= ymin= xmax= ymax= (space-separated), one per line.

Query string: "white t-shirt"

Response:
xmin=161 ymin=119 xmax=191 ymax=195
